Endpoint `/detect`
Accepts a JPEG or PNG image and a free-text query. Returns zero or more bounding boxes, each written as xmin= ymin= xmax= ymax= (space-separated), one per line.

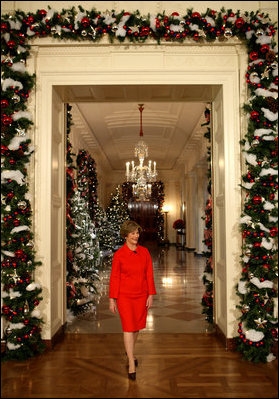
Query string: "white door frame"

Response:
xmin=29 ymin=42 xmax=246 ymax=341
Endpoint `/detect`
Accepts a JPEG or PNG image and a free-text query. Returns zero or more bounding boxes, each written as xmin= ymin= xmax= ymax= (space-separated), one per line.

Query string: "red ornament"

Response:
xmin=2 ymin=115 xmax=13 ymax=125
xmin=254 ymin=242 xmax=261 ymax=247
xmin=235 ymin=18 xmax=244 ymax=28
xmin=15 ymin=249 xmax=24 ymax=257
xmin=123 ymin=12 xmax=130 ymax=16
xmin=1 ymin=22 xmax=8 ymax=32
xmin=2 ymin=305 xmax=10 ymax=314
xmin=38 ymin=9 xmax=47 ymax=17
xmin=192 ymin=12 xmax=201 ymax=18
xmin=261 ymin=44 xmax=270 ymax=53
xmin=81 ymin=17 xmax=90 ymax=27
xmin=1 ymin=144 xmax=8 ymax=155
xmin=270 ymin=227 xmax=278 ymax=237
xmin=7 ymin=40 xmax=16 ymax=49
xmin=250 ymin=111 xmax=259 ymax=120
xmin=171 ymin=12 xmax=179 ymax=16
xmin=250 ymin=51 xmax=259 ymax=61
xmin=1 ymin=99 xmax=9 ymax=108
xmin=27 ymin=15 xmax=34 ymax=24
xmin=252 ymin=196 xmax=262 ymax=204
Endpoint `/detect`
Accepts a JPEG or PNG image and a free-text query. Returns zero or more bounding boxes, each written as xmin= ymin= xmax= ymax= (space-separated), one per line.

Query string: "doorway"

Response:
xmin=33 ymin=43 xmax=242 ymax=343
xmin=128 ymin=199 xmax=158 ymax=243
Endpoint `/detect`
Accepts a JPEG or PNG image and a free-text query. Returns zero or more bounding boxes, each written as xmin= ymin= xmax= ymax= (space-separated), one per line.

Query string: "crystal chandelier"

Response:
xmin=125 ymin=104 xmax=158 ymax=200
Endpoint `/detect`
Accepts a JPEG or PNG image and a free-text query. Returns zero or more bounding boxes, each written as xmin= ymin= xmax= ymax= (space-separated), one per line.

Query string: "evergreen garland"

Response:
xmin=201 ymin=108 xmax=213 ymax=324
xmin=1 ymin=5 xmax=277 ymax=362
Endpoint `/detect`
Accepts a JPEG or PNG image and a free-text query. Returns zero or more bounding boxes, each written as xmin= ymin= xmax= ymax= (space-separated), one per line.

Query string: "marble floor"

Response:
xmin=66 ymin=244 xmax=215 ymax=334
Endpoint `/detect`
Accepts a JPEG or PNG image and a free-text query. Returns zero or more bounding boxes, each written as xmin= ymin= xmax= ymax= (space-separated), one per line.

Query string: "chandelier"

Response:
xmin=125 ymin=104 xmax=158 ymax=200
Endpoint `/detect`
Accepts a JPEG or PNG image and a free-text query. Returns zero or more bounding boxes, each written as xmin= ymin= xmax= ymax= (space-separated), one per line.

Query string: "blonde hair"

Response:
xmin=120 ymin=220 xmax=142 ymax=239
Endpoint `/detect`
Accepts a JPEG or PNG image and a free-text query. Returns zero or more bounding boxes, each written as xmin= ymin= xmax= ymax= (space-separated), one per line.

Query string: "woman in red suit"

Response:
xmin=109 ymin=220 xmax=156 ymax=380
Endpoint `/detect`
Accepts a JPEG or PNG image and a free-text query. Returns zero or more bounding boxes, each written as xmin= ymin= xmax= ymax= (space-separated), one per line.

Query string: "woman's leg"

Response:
xmin=123 ymin=332 xmax=136 ymax=373
xmin=133 ymin=331 xmax=139 ymax=358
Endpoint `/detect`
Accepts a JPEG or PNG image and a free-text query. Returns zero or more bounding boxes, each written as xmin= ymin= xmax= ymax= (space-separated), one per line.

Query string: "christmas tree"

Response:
xmin=76 ymin=149 xmax=98 ymax=222
xmin=92 ymin=198 xmax=114 ymax=254
xmin=67 ymin=190 xmax=100 ymax=315
xmin=106 ymin=185 xmax=129 ymax=248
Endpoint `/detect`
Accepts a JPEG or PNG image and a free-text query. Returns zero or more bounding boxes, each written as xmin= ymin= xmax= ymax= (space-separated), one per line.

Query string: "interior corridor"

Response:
xmin=66 ymin=244 xmax=214 ymax=334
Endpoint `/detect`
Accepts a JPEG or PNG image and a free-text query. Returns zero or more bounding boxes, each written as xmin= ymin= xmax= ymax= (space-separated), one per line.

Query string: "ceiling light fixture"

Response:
xmin=125 ymin=104 xmax=158 ymax=201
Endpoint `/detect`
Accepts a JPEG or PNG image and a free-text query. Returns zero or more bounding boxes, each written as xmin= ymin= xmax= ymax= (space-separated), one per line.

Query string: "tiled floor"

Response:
xmin=66 ymin=244 xmax=215 ymax=334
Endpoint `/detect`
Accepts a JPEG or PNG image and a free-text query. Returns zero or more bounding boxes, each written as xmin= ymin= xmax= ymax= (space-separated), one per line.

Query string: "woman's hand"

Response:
xmin=146 ymin=295 xmax=153 ymax=310
xmin=109 ymin=298 xmax=117 ymax=314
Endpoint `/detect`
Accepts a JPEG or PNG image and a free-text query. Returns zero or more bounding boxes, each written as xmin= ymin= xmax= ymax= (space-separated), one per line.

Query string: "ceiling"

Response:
xmin=58 ymin=84 xmax=214 ymax=173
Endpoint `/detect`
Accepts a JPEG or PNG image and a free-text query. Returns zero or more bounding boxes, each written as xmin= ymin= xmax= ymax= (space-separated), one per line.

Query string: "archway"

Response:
xmin=31 ymin=42 xmax=242 ymax=346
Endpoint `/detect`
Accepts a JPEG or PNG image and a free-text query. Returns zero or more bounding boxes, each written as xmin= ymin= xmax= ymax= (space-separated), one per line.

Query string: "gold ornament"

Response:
xmin=224 ymin=27 xmax=233 ymax=38
xmin=5 ymin=325 xmax=12 ymax=337
xmin=255 ymin=28 xmax=264 ymax=37
xmin=128 ymin=26 xmax=139 ymax=33
xmin=241 ymin=304 xmax=250 ymax=313
xmin=254 ymin=318 xmax=267 ymax=328
xmin=16 ymin=128 xmax=26 ymax=136
xmin=12 ymin=94 xmax=20 ymax=103
xmin=17 ymin=200 xmax=27 ymax=209
xmin=197 ymin=29 xmax=206 ymax=38
xmin=23 ymin=301 xmax=29 ymax=314
xmin=261 ymin=66 xmax=270 ymax=79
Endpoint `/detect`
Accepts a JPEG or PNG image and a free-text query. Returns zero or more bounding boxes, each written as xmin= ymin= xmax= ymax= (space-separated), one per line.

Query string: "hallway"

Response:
xmin=2 ymin=246 xmax=278 ymax=398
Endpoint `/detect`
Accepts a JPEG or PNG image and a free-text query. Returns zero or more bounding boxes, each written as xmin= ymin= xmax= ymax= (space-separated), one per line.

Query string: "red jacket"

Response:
xmin=109 ymin=243 xmax=157 ymax=298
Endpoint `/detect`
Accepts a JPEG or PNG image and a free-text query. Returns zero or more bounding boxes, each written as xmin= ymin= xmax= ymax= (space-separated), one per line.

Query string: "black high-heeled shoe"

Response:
xmin=126 ymin=358 xmax=138 ymax=369
xmin=128 ymin=371 xmax=136 ymax=380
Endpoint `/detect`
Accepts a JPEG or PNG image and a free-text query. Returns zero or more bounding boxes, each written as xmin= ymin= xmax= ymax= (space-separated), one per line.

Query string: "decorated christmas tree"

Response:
xmin=65 ymin=104 xmax=79 ymax=314
xmin=67 ymin=190 xmax=100 ymax=315
xmin=91 ymin=198 xmax=114 ymax=254
xmin=106 ymin=185 xmax=129 ymax=248
xmin=76 ymin=149 xmax=98 ymax=222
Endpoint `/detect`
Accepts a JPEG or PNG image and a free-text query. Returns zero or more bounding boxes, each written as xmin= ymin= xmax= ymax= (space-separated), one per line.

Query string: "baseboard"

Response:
xmin=214 ymin=323 xmax=237 ymax=351
xmin=43 ymin=322 xmax=67 ymax=351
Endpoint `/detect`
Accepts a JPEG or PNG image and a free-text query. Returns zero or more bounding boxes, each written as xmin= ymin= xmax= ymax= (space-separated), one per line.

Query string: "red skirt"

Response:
xmin=117 ymin=294 xmax=148 ymax=332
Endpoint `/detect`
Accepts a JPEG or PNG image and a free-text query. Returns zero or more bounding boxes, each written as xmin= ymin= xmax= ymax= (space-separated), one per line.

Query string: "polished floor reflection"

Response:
xmin=3 ymin=245 xmax=278 ymax=399
xmin=67 ymin=244 xmax=214 ymax=334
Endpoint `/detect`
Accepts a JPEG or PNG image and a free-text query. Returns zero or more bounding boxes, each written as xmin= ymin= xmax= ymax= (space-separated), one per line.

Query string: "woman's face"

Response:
xmin=126 ymin=229 xmax=139 ymax=246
